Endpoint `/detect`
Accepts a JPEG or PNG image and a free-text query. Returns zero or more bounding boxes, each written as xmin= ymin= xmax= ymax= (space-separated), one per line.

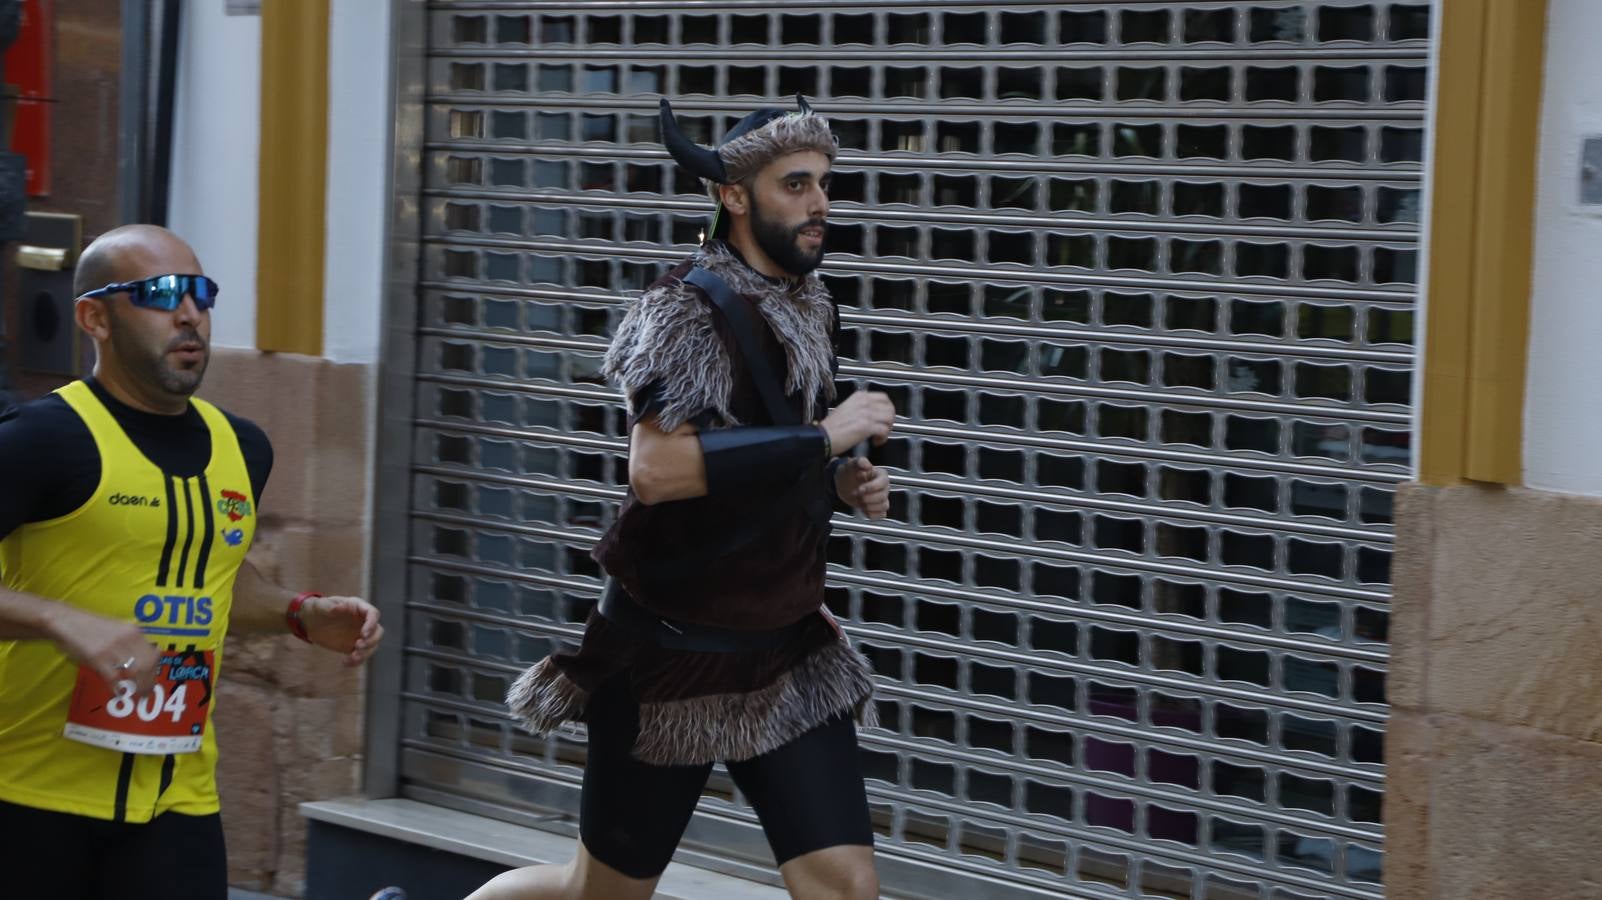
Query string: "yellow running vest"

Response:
xmin=0 ymin=381 xmax=257 ymax=822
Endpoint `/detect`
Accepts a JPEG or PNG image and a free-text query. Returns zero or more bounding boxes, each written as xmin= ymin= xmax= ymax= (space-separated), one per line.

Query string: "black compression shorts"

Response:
xmin=0 ymin=799 xmax=227 ymax=900
xmin=578 ymin=679 xmax=875 ymax=880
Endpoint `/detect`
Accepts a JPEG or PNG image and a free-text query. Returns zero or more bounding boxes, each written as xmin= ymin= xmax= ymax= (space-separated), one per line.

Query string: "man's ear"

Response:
xmin=75 ymin=296 xmax=112 ymax=343
xmin=719 ymin=181 xmax=749 ymax=217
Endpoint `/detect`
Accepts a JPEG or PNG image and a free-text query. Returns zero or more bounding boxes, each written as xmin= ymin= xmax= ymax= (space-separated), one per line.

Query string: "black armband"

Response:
xmin=698 ymin=425 xmax=828 ymax=495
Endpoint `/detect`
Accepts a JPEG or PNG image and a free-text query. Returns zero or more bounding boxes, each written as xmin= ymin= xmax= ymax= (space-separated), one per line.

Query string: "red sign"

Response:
xmin=63 ymin=649 xmax=215 ymax=755
xmin=4 ymin=0 xmax=53 ymax=196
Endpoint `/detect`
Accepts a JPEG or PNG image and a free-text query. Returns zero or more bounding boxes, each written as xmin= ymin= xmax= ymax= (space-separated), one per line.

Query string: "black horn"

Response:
xmin=659 ymin=98 xmax=728 ymax=183
xmin=795 ymin=94 xmax=812 ymax=114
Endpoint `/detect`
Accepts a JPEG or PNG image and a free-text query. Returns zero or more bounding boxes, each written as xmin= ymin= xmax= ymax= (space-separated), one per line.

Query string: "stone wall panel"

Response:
xmin=204 ymin=350 xmax=374 ymax=895
xmin=1389 ymin=483 xmax=1602 ymax=898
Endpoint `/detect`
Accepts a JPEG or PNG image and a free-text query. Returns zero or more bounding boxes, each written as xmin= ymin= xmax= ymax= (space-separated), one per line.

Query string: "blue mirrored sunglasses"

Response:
xmin=81 ymin=274 xmax=219 ymax=311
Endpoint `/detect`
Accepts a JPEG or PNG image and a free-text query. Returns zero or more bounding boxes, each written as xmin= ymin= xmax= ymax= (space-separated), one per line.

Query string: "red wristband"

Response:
xmin=287 ymin=592 xmax=320 ymax=643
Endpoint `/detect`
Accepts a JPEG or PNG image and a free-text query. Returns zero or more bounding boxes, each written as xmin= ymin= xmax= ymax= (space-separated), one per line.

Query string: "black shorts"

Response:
xmin=0 ymin=799 xmax=227 ymax=900
xmin=579 ymin=680 xmax=874 ymax=880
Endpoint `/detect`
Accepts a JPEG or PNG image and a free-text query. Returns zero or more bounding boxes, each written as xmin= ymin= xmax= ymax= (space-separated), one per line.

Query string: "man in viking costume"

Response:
xmin=467 ymin=97 xmax=896 ymax=900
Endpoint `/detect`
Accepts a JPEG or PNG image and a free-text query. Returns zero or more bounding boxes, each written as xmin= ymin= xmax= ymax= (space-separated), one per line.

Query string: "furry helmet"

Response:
xmin=659 ymin=96 xmax=837 ymax=238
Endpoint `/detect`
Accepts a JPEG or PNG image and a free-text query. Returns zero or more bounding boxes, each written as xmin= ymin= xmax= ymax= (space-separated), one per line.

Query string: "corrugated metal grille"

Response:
xmin=399 ymin=3 xmax=1426 ymax=897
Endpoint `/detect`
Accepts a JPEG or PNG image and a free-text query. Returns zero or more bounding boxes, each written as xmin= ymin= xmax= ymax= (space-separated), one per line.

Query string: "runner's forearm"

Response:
xmin=629 ymin=417 xmax=709 ymax=504
xmin=0 ymin=585 xmax=73 ymax=641
xmin=227 ymin=557 xmax=299 ymax=636
xmin=630 ymin=417 xmax=830 ymax=504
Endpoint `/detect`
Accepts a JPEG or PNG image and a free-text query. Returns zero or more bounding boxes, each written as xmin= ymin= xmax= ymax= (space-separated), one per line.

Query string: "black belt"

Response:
xmin=597 ymin=582 xmax=811 ymax=654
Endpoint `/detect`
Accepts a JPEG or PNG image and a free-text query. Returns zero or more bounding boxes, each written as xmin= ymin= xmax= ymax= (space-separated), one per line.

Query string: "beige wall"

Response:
xmin=201 ymin=349 xmax=375 ymax=895
xmin=1387 ymin=483 xmax=1602 ymax=897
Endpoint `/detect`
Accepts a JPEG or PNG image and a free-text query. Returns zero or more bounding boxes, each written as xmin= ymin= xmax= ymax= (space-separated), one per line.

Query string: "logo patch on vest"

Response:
xmin=109 ymin=492 xmax=162 ymax=508
xmin=133 ymin=593 xmax=214 ymax=637
xmin=216 ymin=489 xmax=252 ymax=522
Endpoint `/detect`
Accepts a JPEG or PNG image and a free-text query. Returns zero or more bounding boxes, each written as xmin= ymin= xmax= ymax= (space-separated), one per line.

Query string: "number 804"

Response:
xmin=106 ymin=681 xmax=189 ymax=723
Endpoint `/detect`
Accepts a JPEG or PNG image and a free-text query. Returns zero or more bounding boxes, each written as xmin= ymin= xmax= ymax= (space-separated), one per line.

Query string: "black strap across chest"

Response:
xmin=682 ymin=266 xmax=799 ymax=426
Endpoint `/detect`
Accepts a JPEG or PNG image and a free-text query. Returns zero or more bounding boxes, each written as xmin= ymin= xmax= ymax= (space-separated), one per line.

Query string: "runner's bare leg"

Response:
xmin=777 ymin=845 xmax=879 ymax=900
xmin=464 ymin=845 xmax=659 ymax=900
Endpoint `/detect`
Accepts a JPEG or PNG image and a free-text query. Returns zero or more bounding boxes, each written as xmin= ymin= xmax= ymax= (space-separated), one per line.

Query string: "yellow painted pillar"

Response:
xmin=255 ymin=0 xmax=330 ymax=356
xmin=1417 ymin=0 xmax=1548 ymax=485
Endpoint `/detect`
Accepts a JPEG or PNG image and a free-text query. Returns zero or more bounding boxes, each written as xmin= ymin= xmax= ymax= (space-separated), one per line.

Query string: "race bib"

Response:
xmin=63 ymin=649 xmax=214 ymax=755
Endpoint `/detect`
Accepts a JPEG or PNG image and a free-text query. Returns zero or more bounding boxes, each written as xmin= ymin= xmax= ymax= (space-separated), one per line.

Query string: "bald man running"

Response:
xmin=0 ymin=225 xmax=386 ymax=900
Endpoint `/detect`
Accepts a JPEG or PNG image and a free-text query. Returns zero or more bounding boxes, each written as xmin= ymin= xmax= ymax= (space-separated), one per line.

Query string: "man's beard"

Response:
xmin=748 ymin=195 xmax=826 ymax=276
xmin=109 ymin=323 xmax=209 ymax=397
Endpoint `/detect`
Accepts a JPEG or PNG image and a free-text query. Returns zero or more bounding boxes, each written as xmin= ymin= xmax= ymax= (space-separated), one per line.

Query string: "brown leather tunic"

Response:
xmin=505 ymin=243 xmax=876 ymax=766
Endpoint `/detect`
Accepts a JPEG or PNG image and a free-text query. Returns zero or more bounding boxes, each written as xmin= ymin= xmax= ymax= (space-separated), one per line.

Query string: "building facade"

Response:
xmin=16 ymin=0 xmax=1599 ymax=897
xmin=374 ymin=3 xmax=1422 ymax=898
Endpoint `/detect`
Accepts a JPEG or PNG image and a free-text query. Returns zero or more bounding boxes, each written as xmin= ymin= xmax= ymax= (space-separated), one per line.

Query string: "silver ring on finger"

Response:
xmin=116 ymin=656 xmax=138 ymax=672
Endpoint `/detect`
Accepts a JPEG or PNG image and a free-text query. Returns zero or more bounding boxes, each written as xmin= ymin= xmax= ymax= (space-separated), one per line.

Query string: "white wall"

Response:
xmin=1524 ymin=0 xmax=1602 ymax=496
xmin=1409 ymin=0 xmax=1447 ymax=478
xmin=167 ymin=5 xmax=389 ymax=363
xmin=322 ymin=2 xmax=391 ymax=364
xmin=168 ymin=5 xmax=262 ymax=352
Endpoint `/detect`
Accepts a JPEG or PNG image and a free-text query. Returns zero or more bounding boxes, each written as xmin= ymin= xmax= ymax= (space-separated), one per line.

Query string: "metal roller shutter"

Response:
xmin=390 ymin=3 xmax=1427 ymax=897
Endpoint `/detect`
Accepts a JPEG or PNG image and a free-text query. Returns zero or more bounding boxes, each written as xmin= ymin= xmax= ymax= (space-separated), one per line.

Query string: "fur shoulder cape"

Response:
xmin=600 ymin=242 xmax=837 ymax=430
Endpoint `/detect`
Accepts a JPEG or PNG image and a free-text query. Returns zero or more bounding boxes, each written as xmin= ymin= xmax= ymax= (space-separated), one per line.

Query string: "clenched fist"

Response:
xmin=299 ymin=595 xmax=386 ymax=666
xmin=51 ymin=607 xmax=160 ymax=696
xmin=835 ymin=456 xmax=892 ymax=519
xmin=820 ymin=390 xmax=896 ymax=454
